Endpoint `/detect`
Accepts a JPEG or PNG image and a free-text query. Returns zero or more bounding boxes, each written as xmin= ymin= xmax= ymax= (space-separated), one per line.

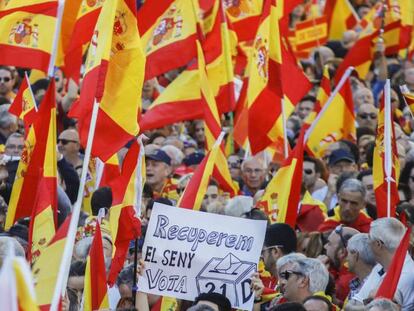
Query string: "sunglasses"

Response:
xmin=358 ymin=113 xmax=377 ymax=120
xmin=58 ymin=138 xmax=78 ymax=145
xmin=279 ymin=270 xmax=303 ymax=280
xmin=0 ymin=77 xmax=11 ymax=83
xmin=335 ymin=225 xmax=348 ymax=248
xmin=304 ymin=169 xmax=314 ymax=175
xmin=228 ymin=162 xmax=240 ymax=169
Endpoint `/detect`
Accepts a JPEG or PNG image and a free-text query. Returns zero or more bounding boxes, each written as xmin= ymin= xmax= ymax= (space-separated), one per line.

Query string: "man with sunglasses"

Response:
xmin=356 ymin=104 xmax=378 ymax=132
xmin=320 ymin=225 xmax=359 ymax=304
xmin=58 ymin=129 xmax=83 ymax=177
xmin=0 ymin=66 xmax=15 ymax=102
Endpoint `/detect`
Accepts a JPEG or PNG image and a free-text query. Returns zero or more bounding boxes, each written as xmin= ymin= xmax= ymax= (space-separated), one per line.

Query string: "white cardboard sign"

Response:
xmin=138 ymin=203 xmax=267 ymax=310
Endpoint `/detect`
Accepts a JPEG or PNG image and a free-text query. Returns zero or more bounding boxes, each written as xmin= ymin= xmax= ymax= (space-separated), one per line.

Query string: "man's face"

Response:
xmin=278 ymin=262 xmax=305 ymax=302
xmin=358 ymin=135 xmax=375 ymax=163
xmin=329 ymin=160 xmax=356 ymax=175
xmin=262 ymin=247 xmax=277 ymax=274
xmin=303 ymin=298 xmax=330 ymax=311
xmin=228 ymin=155 xmax=241 ymax=180
xmin=146 ymin=159 xmax=169 ymax=187
xmin=354 ymin=88 xmax=374 ymax=108
xmin=338 ymin=191 xmax=365 ymax=224
xmin=58 ymin=130 xmax=80 ymax=157
xmin=346 ymin=248 xmax=358 ymax=274
xmin=324 ymin=231 xmax=342 ymax=268
xmin=241 ymin=159 xmax=266 ymax=192
xmin=194 ymin=121 xmax=205 ymax=143
xmin=0 ymin=69 xmax=13 ymax=97
xmin=356 ymin=104 xmax=378 ymax=131
xmin=202 ymin=185 xmax=219 ymax=208
xmin=297 ymin=100 xmax=314 ymax=120
xmin=361 ymin=174 xmax=375 ymax=206
xmin=5 ymin=136 xmax=24 ymax=157
xmin=303 ymin=161 xmax=318 ymax=189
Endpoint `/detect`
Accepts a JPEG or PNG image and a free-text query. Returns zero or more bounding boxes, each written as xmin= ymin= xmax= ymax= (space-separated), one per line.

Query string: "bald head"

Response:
xmin=354 ymin=87 xmax=374 ymax=108
xmin=58 ymin=129 xmax=80 ymax=156
xmin=342 ymin=30 xmax=357 ymax=49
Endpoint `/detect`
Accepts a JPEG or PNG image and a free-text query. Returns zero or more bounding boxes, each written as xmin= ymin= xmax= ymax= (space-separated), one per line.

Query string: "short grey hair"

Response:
xmin=370 ymin=218 xmax=406 ymax=251
xmin=74 ymin=237 xmax=93 ymax=260
xmin=347 ymin=233 xmax=376 ymax=266
xmin=366 ymin=298 xmax=399 ymax=311
xmin=339 ymin=178 xmax=366 ymax=198
xmin=277 ymin=254 xmax=329 ymax=294
xmin=0 ymin=105 xmax=16 ymax=130
xmin=161 ymin=145 xmax=184 ymax=166
xmin=6 ymin=132 xmax=23 ymax=142
xmin=241 ymin=155 xmax=267 ymax=171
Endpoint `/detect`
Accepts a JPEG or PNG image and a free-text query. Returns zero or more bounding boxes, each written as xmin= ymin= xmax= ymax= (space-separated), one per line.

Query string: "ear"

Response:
xmin=298 ymin=275 xmax=309 ymax=289
xmin=337 ymin=247 xmax=348 ymax=261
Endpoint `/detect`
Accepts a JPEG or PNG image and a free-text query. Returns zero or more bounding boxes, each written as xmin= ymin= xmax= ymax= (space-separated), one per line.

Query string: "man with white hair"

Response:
xmin=268 ymin=253 xmax=329 ymax=306
xmin=345 ymin=233 xmax=377 ymax=301
xmin=241 ymin=156 xmax=267 ymax=197
xmin=368 ymin=218 xmax=414 ymax=310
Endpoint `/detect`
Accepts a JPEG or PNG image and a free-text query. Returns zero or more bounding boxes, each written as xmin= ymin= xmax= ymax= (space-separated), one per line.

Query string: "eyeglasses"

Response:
xmin=243 ymin=168 xmax=264 ymax=175
xmin=5 ymin=144 xmax=24 ymax=150
xmin=335 ymin=225 xmax=348 ymax=248
xmin=228 ymin=162 xmax=240 ymax=169
xmin=0 ymin=77 xmax=11 ymax=83
xmin=358 ymin=113 xmax=377 ymax=120
xmin=279 ymin=270 xmax=303 ymax=280
xmin=304 ymin=168 xmax=314 ymax=175
xmin=58 ymin=138 xmax=78 ymax=145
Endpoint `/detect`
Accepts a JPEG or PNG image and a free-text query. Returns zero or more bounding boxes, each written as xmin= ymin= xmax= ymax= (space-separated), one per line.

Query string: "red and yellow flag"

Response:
xmin=69 ymin=0 xmax=145 ymax=161
xmin=108 ymin=141 xmax=142 ymax=285
xmin=373 ymin=80 xmax=400 ymax=218
xmin=0 ymin=256 xmax=39 ymax=311
xmin=178 ymin=133 xmax=225 ymax=211
xmin=61 ymin=0 xmax=102 ymax=83
xmin=256 ymin=129 xmax=305 ymax=227
xmin=324 ymin=0 xmax=359 ymax=40
xmin=140 ymin=1 xmax=235 ymax=132
xmin=6 ymin=79 xmax=57 ymax=231
xmin=32 ymin=215 xmax=71 ymax=309
xmin=402 ymin=91 xmax=414 ymax=114
xmin=9 ymin=72 xmax=37 ymax=134
xmin=84 ymin=222 xmax=109 ymax=311
xmin=138 ymin=0 xmax=197 ymax=80
xmin=306 ymin=70 xmax=355 ymax=157
xmin=0 ymin=0 xmax=58 ymax=72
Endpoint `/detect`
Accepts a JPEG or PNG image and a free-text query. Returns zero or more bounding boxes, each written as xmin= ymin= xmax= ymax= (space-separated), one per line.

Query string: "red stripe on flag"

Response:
xmin=0 ymin=44 xmax=50 ymax=72
xmin=231 ymin=15 xmax=261 ymax=42
xmin=137 ymin=0 xmax=175 ymax=35
xmin=0 ymin=2 xmax=57 ymax=18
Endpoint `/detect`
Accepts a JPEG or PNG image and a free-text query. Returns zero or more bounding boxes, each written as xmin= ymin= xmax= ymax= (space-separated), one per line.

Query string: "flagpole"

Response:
xmin=47 ymin=0 xmax=66 ymax=78
xmin=384 ymin=79 xmax=392 ymax=218
xmin=281 ymin=97 xmax=289 ymax=159
xmin=304 ymin=66 xmax=354 ymax=143
xmin=50 ymin=99 xmax=100 ymax=311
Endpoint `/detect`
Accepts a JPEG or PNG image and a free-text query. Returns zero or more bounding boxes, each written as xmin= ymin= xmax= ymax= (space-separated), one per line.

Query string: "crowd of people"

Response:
xmin=1 ymin=0 xmax=414 ymax=310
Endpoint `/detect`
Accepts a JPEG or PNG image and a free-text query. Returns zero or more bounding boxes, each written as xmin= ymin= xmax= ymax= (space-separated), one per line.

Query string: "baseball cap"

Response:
xmin=146 ymin=149 xmax=171 ymax=165
xmin=183 ymin=152 xmax=204 ymax=166
xmin=328 ymin=149 xmax=355 ymax=166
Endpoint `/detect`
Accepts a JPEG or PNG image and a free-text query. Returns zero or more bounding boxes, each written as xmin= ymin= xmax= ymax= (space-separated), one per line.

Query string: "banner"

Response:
xmin=138 ymin=203 xmax=267 ymax=310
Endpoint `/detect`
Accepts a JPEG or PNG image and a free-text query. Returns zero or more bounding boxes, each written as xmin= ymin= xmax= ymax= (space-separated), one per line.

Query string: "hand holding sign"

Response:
xmin=138 ymin=203 xmax=267 ymax=310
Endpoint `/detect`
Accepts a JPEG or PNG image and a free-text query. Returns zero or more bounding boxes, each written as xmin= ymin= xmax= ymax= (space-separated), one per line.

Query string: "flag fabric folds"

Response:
xmin=256 ymin=129 xmax=305 ymax=227
xmin=324 ymin=0 xmax=359 ymax=40
xmin=0 ymin=255 xmax=39 ymax=311
xmin=138 ymin=0 xmax=197 ymax=80
xmin=69 ymin=0 xmax=145 ymax=161
xmin=32 ymin=215 xmax=71 ymax=309
xmin=306 ymin=69 xmax=355 ymax=157
xmin=373 ymin=80 xmax=400 ymax=218
xmin=0 ymin=0 xmax=58 ymax=72
xmin=9 ymin=71 xmax=37 ymax=134
xmin=83 ymin=222 xmax=109 ymax=311
xmin=108 ymin=140 xmax=142 ymax=286
xmin=6 ymin=79 xmax=57 ymax=232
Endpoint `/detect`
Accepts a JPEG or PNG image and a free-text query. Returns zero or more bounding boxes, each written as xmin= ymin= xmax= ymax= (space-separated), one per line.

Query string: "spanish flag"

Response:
xmin=28 ymin=178 xmax=56 ymax=265
xmin=32 ymin=215 xmax=71 ymax=309
xmin=178 ymin=133 xmax=225 ymax=211
xmin=5 ymin=79 xmax=57 ymax=230
xmin=108 ymin=141 xmax=142 ymax=285
xmin=373 ymin=80 xmax=400 ymax=218
xmin=324 ymin=0 xmax=359 ymax=40
xmin=197 ymin=41 xmax=239 ymax=197
xmin=140 ymin=1 xmax=235 ymax=131
xmin=138 ymin=0 xmax=197 ymax=80
xmin=306 ymin=68 xmax=355 ymax=157
xmin=83 ymin=222 xmax=109 ymax=311
xmin=70 ymin=0 xmax=145 ymax=161
xmin=0 ymin=0 xmax=58 ymax=72
xmin=256 ymin=129 xmax=305 ymax=227
xmin=9 ymin=71 xmax=37 ymax=134
xmin=0 ymin=255 xmax=39 ymax=311
xmin=61 ymin=0 xmax=102 ymax=83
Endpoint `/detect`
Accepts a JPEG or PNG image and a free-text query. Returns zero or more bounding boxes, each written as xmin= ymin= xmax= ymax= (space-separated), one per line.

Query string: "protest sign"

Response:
xmin=138 ymin=203 xmax=267 ymax=310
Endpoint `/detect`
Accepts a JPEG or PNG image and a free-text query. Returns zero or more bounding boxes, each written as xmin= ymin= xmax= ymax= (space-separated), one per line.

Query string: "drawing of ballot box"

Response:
xmin=196 ymin=253 xmax=256 ymax=307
